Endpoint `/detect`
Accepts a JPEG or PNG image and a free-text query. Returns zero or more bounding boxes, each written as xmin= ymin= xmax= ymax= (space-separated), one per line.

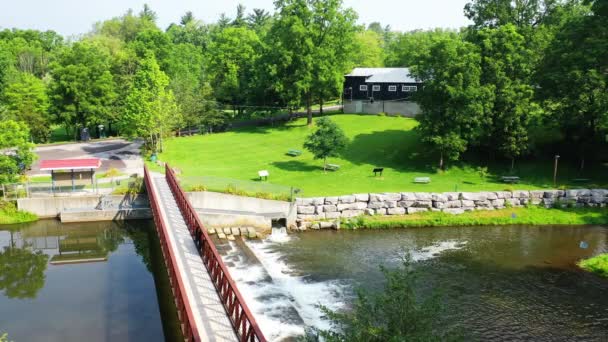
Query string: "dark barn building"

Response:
xmin=343 ymin=68 xmax=423 ymax=116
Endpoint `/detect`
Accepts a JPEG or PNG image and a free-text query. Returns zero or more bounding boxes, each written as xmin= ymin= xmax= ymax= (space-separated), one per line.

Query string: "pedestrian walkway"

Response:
xmin=150 ymin=174 xmax=237 ymax=342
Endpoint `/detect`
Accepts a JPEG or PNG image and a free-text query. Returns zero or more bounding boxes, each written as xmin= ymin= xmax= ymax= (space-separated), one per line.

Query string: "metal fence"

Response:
xmin=2 ymin=182 xmax=100 ymax=200
xmin=178 ymin=175 xmax=300 ymax=202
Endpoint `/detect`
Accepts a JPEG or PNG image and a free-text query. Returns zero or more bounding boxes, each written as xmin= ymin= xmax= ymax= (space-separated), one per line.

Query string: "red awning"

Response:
xmin=39 ymin=159 xmax=102 ymax=171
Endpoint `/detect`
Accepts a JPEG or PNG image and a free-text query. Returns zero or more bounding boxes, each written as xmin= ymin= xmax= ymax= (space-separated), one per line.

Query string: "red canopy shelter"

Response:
xmin=39 ymin=159 xmax=102 ymax=193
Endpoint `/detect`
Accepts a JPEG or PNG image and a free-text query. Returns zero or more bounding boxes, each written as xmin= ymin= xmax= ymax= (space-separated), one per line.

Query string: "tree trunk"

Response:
xmin=320 ymin=97 xmax=324 ymax=115
xmin=439 ymin=151 xmax=444 ymax=170
xmin=511 ymin=157 xmax=515 ymax=172
xmin=307 ymin=93 xmax=313 ymax=126
xmin=324 ymin=157 xmax=327 ymax=173
xmin=580 ymin=156 xmax=585 ymax=172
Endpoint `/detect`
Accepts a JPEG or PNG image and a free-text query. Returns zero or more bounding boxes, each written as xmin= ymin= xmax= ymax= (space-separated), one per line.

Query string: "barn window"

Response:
xmin=359 ymin=85 xmax=368 ymax=91
xmin=372 ymin=85 xmax=381 ymax=91
xmin=402 ymin=86 xmax=418 ymax=92
xmin=388 ymin=85 xmax=397 ymax=92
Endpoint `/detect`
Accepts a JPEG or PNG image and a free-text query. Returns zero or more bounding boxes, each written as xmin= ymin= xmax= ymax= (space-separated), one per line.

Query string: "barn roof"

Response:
xmin=346 ymin=68 xmax=418 ymax=83
xmin=39 ymin=159 xmax=102 ymax=171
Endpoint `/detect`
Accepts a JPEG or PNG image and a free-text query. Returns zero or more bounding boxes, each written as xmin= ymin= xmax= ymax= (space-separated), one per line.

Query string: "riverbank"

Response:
xmin=0 ymin=201 xmax=37 ymax=225
xmin=343 ymin=207 xmax=608 ymax=229
xmin=578 ymin=254 xmax=608 ymax=278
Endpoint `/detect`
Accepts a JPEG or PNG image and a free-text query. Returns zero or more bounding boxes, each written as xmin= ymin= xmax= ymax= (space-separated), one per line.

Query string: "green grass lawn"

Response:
xmin=578 ymin=254 xmax=608 ymax=278
xmin=152 ymin=114 xmax=608 ymax=197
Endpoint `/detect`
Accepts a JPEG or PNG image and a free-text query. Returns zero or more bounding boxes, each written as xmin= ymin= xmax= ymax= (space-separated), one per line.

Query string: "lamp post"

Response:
xmin=553 ymin=155 xmax=560 ymax=187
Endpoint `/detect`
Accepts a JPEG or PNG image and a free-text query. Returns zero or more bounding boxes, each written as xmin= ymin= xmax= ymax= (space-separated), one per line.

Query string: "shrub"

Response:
xmin=578 ymin=254 xmax=608 ymax=278
xmin=189 ymin=184 xmax=208 ymax=192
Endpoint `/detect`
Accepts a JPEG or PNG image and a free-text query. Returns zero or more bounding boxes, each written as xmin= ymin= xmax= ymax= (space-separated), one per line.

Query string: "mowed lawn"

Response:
xmin=154 ymin=114 xmax=608 ymax=197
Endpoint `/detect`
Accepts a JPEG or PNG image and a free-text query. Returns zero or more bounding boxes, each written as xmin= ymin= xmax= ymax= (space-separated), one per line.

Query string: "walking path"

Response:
xmin=149 ymin=174 xmax=237 ymax=342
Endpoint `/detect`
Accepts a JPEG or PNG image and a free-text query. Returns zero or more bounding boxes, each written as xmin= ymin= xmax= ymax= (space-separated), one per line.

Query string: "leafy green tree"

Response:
xmin=309 ymin=259 xmax=462 ymax=342
xmin=0 ymin=243 xmax=49 ymax=299
xmin=48 ymin=41 xmax=116 ymax=138
xmin=411 ymin=36 xmax=492 ymax=169
xmin=303 ymin=117 xmax=349 ymax=171
xmin=0 ymin=120 xmax=35 ymax=184
xmin=95 ymin=8 xmax=158 ymax=43
xmin=385 ymin=29 xmax=458 ymax=68
xmin=350 ymin=30 xmax=385 ymax=67
xmin=120 ymin=54 xmax=180 ymax=152
xmin=2 ymin=73 xmax=51 ymax=143
xmin=464 ymin=0 xmax=560 ymax=28
xmin=247 ymin=8 xmax=272 ymax=34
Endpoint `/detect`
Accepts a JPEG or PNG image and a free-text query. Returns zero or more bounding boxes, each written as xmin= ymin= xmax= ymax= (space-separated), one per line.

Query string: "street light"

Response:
xmin=553 ymin=155 xmax=560 ymax=187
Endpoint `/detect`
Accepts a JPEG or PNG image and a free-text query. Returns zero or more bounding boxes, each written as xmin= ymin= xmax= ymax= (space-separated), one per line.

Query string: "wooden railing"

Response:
xmin=164 ymin=163 xmax=267 ymax=342
xmin=144 ymin=165 xmax=201 ymax=342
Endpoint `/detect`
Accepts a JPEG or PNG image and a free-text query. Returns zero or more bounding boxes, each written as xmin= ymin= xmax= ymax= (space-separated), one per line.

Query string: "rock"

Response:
xmin=530 ymin=190 xmax=544 ymax=199
xmin=369 ymin=193 xmax=386 ymax=202
xmin=398 ymin=200 xmax=415 ymax=208
xmin=462 ymin=200 xmax=475 ymax=208
xmin=543 ymin=190 xmax=563 ymax=199
xmin=227 ymin=235 xmax=236 ymax=241
xmin=325 ymin=197 xmax=339 ymax=205
xmin=315 ymin=206 xmax=324 ymax=214
xmin=475 ymin=200 xmax=492 ymax=208
xmin=383 ymin=193 xmax=402 ymax=201
xmin=445 ymin=200 xmax=462 ymax=208
xmin=338 ymin=202 xmax=367 ymax=211
xmin=443 ymin=192 xmax=460 ymax=201
xmin=354 ymin=193 xmax=370 ymax=202
xmin=310 ymin=197 xmax=325 ymax=205
xmin=296 ymin=198 xmax=313 ymax=205
xmin=323 ymin=205 xmax=338 ymax=212
xmin=367 ymin=201 xmax=386 ymax=209
xmin=387 ymin=207 xmax=406 ymax=215
xmin=512 ymin=190 xmax=530 ymax=198
xmin=531 ymin=198 xmax=542 ymax=205
xmin=443 ymin=208 xmax=465 ymax=215
xmin=414 ymin=192 xmax=433 ymax=201
xmin=247 ymin=227 xmax=257 ymax=238
xmin=207 ymin=228 xmax=216 ymax=234
xmin=223 ymin=227 xmax=232 ymax=235
xmin=482 ymin=192 xmax=498 ymax=200
xmin=364 ymin=208 xmax=375 ymax=216
xmin=341 ymin=210 xmax=365 ymax=218
xmin=384 ymin=201 xmax=398 ymax=208
xmin=413 ymin=200 xmax=432 ymax=208
xmin=433 ymin=201 xmax=446 ymax=209
xmin=407 ymin=207 xmax=429 ymax=214
xmin=491 ymin=199 xmax=505 ymax=207
xmin=319 ymin=221 xmax=334 ymax=229
xmin=432 ymin=193 xmax=448 ymax=202
xmin=297 ymin=206 xmax=316 ymax=214
xmin=297 ymin=214 xmax=324 ymax=221
xmin=495 ymin=191 xmax=513 ymax=199
xmin=401 ymin=192 xmax=417 ymax=201
xmin=461 ymin=192 xmax=487 ymax=201
xmin=375 ymin=208 xmax=387 ymax=215
xmin=506 ymin=198 xmax=520 ymax=206
xmin=311 ymin=223 xmax=321 ymax=230
xmin=231 ymin=227 xmax=240 ymax=236
xmin=218 ymin=233 xmax=227 ymax=239
xmin=542 ymin=198 xmax=554 ymax=208
xmin=338 ymin=195 xmax=356 ymax=204
xmin=325 ymin=212 xmax=341 ymax=219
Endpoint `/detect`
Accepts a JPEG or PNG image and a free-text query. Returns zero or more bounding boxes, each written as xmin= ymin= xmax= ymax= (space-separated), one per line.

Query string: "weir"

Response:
xmin=144 ymin=164 xmax=266 ymax=342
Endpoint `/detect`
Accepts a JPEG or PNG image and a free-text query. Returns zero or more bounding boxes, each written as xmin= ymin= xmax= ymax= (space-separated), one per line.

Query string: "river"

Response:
xmin=224 ymin=225 xmax=608 ymax=341
xmin=0 ymin=219 xmax=181 ymax=342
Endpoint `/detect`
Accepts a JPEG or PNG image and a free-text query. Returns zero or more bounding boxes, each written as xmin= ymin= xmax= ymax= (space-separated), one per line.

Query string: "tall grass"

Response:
xmin=0 ymin=201 xmax=38 ymax=225
xmin=578 ymin=254 xmax=608 ymax=278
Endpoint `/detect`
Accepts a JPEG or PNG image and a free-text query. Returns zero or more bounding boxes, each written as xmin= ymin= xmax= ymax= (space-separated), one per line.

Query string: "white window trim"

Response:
xmin=372 ymin=85 xmax=381 ymax=91
xmin=388 ymin=85 xmax=397 ymax=92
xmin=402 ymin=85 xmax=418 ymax=92
xmin=359 ymin=85 xmax=368 ymax=91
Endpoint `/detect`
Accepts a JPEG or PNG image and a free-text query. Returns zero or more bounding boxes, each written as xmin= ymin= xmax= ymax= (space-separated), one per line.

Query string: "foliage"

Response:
xmin=303 ymin=117 xmax=349 ymax=170
xmin=0 ymin=120 xmax=36 ymax=184
xmin=344 ymin=206 xmax=608 ymax=229
xmin=308 ymin=258 xmax=461 ymax=342
xmin=111 ymin=176 xmax=145 ymax=195
xmin=578 ymin=254 xmax=608 ymax=278
xmin=0 ymin=201 xmax=38 ymax=225
xmin=464 ymin=0 xmax=559 ymax=28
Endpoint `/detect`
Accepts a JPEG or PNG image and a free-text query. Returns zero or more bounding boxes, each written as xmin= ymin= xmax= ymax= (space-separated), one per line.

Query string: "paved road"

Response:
xmin=30 ymin=139 xmax=144 ymax=176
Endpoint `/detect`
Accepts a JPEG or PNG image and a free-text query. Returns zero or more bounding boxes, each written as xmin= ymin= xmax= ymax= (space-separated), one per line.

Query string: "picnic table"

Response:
xmin=373 ymin=168 xmax=384 ymax=177
xmin=501 ymin=176 xmax=520 ymax=184
xmin=326 ymin=164 xmax=340 ymax=171
xmin=286 ymin=149 xmax=302 ymax=157
xmin=414 ymin=177 xmax=430 ymax=184
xmin=258 ymin=170 xmax=269 ymax=181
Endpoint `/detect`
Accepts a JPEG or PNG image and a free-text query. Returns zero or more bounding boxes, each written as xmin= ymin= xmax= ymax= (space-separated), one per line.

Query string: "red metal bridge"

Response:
xmin=144 ymin=164 xmax=266 ymax=342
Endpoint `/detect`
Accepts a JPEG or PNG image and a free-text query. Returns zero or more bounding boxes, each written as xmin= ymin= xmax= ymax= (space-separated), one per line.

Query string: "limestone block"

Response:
xmin=443 ymin=192 xmax=460 ymax=201
xmin=384 ymin=201 xmax=398 ymax=208
xmin=364 ymin=208 xmax=375 ymax=216
xmin=231 ymin=227 xmax=240 ymax=236
xmin=311 ymin=223 xmax=321 ymax=230
xmin=577 ymin=196 xmax=591 ymax=204
xmin=315 ymin=206 xmax=324 ymax=214
xmin=482 ymin=192 xmax=498 ymax=200
xmin=319 ymin=221 xmax=334 ymax=229
xmin=445 ymin=200 xmax=462 ymax=208
xmin=495 ymin=191 xmax=513 ymax=199
xmin=531 ymin=198 xmax=542 ymax=205
xmin=475 ymin=200 xmax=492 ymax=208
xmin=341 ymin=210 xmax=365 ymax=218
xmin=383 ymin=193 xmax=402 ymax=201
xmin=296 ymin=198 xmax=313 ymax=205
xmin=207 ymin=228 xmax=216 ymax=234
xmin=433 ymin=201 xmax=446 ymax=209
xmin=375 ymin=208 xmax=387 ymax=215
xmin=297 ymin=214 xmax=325 ymax=221
xmin=368 ymin=201 xmax=386 ymax=209
xmin=443 ymin=208 xmax=465 ymax=215
xmin=462 ymin=200 xmax=475 ymax=208
xmin=218 ymin=233 xmax=227 ymax=239
xmin=310 ymin=197 xmax=325 ymax=206
xmin=298 ymin=205 xmax=316 ymax=214
xmin=414 ymin=192 xmax=433 ymax=201
xmin=512 ymin=190 xmax=530 ymax=199
xmin=247 ymin=227 xmax=257 ymax=238
xmin=401 ymin=192 xmax=417 ymax=201
xmin=542 ymin=198 xmax=554 ymax=208
xmin=432 ymin=193 xmax=448 ymax=202
xmin=413 ymin=201 xmax=432 ymax=209
xmin=461 ymin=192 xmax=487 ymax=201
xmin=338 ymin=195 xmax=356 ymax=204
xmin=354 ymin=193 xmax=370 ymax=202
xmin=223 ymin=227 xmax=232 ymax=235
xmin=323 ymin=205 xmax=338 ymax=212
xmin=407 ymin=207 xmax=429 ymax=214
xmin=387 ymin=207 xmax=406 ymax=215
xmin=398 ymin=201 xmax=415 ymax=208
xmin=506 ymin=198 xmax=520 ymax=206
xmin=491 ymin=199 xmax=505 ymax=207
xmin=337 ymin=202 xmax=367 ymax=211
xmin=325 ymin=212 xmax=341 ymax=219
xmin=591 ymin=189 xmax=608 ymax=197
xmin=369 ymin=193 xmax=386 ymax=202
xmin=530 ymin=190 xmax=544 ymax=199
xmin=325 ymin=197 xmax=339 ymax=205
xmin=543 ymin=190 xmax=563 ymax=199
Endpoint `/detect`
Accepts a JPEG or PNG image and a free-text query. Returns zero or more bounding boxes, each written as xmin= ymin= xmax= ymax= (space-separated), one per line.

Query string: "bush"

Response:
xmin=0 ymin=201 xmax=38 ymax=225
xmin=578 ymin=254 xmax=608 ymax=278
xmin=111 ymin=176 xmax=145 ymax=195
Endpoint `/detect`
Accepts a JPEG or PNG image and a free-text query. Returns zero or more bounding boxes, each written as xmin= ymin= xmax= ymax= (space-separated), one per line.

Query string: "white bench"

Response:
xmin=258 ymin=170 xmax=269 ymax=181
xmin=414 ymin=177 xmax=430 ymax=184
xmin=326 ymin=164 xmax=340 ymax=171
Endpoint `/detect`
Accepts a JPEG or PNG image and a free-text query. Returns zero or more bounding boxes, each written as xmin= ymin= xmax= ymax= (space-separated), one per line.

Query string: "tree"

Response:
xmin=350 ymin=30 xmax=385 ymax=67
xmin=180 ymin=11 xmax=195 ymax=26
xmin=411 ymin=36 xmax=492 ymax=169
xmin=0 ymin=243 xmax=48 ymax=299
xmin=139 ymin=4 xmax=158 ymax=23
xmin=310 ymin=258 xmax=461 ymax=342
xmin=0 ymin=120 xmax=36 ymax=184
xmin=247 ymin=9 xmax=272 ymax=33
xmin=464 ymin=0 xmax=560 ymax=28
xmin=48 ymin=41 xmax=116 ymax=139
xmin=384 ymin=29 xmax=458 ymax=68
xmin=120 ymin=54 xmax=180 ymax=152
xmin=303 ymin=117 xmax=349 ymax=171
xmin=2 ymin=73 xmax=51 ymax=143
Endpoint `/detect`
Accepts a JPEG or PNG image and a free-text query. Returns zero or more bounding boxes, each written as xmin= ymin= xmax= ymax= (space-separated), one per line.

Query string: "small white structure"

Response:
xmin=258 ymin=170 xmax=269 ymax=181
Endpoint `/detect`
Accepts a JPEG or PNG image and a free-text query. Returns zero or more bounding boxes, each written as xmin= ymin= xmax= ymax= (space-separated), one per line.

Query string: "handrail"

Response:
xmin=165 ymin=163 xmax=267 ymax=342
xmin=143 ymin=166 xmax=202 ymax=342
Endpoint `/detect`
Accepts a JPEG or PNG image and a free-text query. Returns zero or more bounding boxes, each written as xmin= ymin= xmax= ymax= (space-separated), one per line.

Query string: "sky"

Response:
xmin=0 ymin=0 xmax=471 ymax=37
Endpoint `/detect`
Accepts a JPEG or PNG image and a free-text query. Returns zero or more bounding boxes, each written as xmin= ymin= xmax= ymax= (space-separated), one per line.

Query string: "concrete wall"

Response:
xmin=60 ymin=209 xmax=152 ymax=223
xmin=195 ymin=211 xmax=272 ymax=231
xmin=343 ymin=100 xmax=422 ymax=117
xmin=17 ymin=194 xmax=149 ymax=219
xmin=295 ymin=189 xmax=608 ymax=229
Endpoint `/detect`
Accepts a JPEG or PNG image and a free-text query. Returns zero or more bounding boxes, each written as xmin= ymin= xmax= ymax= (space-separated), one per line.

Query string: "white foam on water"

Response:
xmin=411 ymin=240 xmax=468 ymax=261
xmin=223 ymin=235 xmax=347 ymax=341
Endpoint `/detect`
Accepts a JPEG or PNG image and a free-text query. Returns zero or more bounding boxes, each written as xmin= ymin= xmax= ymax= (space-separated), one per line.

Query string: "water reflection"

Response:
xmin=0 ymin=242 xmax=48 ymax=299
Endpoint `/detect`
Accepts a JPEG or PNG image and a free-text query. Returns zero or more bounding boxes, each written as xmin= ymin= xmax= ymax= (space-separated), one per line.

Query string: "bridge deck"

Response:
xmin=150 ymin=174 xmax=237 ymax=342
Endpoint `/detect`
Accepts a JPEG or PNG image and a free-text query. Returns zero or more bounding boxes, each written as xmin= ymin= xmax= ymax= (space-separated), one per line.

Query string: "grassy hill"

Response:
xmin=152 ymin=114 xmax=608 ymax=197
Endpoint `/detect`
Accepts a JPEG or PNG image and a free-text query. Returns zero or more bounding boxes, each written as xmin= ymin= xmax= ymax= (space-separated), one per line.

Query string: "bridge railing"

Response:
xmin=144 ymin=165 xmax=201 ymax=342
xmin=165 ymin=163 xmax=267 ymax=342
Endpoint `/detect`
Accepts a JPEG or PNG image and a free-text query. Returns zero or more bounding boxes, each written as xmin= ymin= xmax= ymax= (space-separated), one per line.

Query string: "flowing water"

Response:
xmin=223 ymin=225 xmax=608 ymax=341
xmin=0 ymin=219 xmax=181 ymax=342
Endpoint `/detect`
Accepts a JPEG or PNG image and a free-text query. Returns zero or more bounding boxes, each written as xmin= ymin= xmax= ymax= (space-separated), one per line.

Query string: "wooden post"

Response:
xmin=71 ymin=169 xmax=75 ymax=192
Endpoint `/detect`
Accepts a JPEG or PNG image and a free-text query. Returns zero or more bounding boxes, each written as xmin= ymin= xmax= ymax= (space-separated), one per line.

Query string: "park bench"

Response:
xmin=414 ymin=177 xmax=430 ymax=184
xmin=286 ymin=149 xmax=302 ymax=157
xmin=258 ymin=170 xmax=269 ymax=181
xmin=373 ymin=167 xmax=384 ymax=177
xmin=326 ymin=164 xmax=340 ymax=171
xmin=501 ymin=176 xmax=520 ymax=184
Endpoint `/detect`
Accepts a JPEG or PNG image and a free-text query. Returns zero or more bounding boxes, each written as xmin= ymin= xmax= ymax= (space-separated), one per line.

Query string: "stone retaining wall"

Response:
xmin=295 ymin=189 xmax=608 ymax=227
